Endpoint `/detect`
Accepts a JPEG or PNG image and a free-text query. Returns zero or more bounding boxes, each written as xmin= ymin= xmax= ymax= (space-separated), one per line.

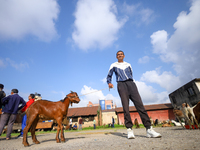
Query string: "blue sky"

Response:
xmin=1 ymin=0 xmax=200 ymax=108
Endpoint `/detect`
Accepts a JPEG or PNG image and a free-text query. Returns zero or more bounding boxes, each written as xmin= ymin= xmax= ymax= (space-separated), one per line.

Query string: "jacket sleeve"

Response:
xmin=1 ymin=95 xmax=10 ymax=104
xmin=18 ymin=98 xmax=26 ymax=111
xmin=107 ymin=65 xmax=114 ymax=84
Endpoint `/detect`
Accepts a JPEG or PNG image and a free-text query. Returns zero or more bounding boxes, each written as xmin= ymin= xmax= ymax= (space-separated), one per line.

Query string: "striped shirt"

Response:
xmin=107 ymin=61 xmax=133 ymax=84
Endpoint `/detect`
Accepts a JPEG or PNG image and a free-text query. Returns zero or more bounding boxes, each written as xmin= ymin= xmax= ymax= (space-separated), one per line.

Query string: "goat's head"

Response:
xmin=66 ymin=91 xmax=80 ymax=106
xmin=182 ymin=102 xmax=190 ymax=108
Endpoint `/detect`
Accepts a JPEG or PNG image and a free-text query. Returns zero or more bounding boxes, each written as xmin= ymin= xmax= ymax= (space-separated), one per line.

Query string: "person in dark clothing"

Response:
xmin=0 ymin=89 xmax=26 ymax=140
xmin=78 ymin=117 xmax=83 ymax=130
xmin=17 ymin=93 xmax=35 ymax=138
xmin=0 ymin=84 xmax=6 ymax=109
xmin=107 ymin=50 xmax=161 ymax=139
xmin=112 ymin=116 xmax=115 ymax=128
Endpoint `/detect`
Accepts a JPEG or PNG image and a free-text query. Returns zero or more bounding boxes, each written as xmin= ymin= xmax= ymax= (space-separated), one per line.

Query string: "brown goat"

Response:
xmin=192 ymin=102 xmax=200 ymax=127
xmin=22 ymin=91 xmax=80 ymax=147
xmin=173 ymin=109 xmax=186 ymax=129
xmin=134 ymin=118 xmax=140 ymax=128
xmin=181 ymin=103 xmax=198 ymax=129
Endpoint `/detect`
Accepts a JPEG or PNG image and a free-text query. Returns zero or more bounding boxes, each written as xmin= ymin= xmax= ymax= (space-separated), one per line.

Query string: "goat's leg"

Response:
xmin=23 ymin=114 xmax=37 ymax=147
xmin=31 ymin=117 xmax=40 ymax=144
xmin=55 ymin=124 xmax=61 ymax=143
xmin=60 ymin=123 xmax=65 ymax=143
xmin=183 ymin=112 xmax=193 ymax=129
xmin=177 ymin=116 xmax=185 ymax=129
xmin=56 ymin=119 xmax=65 ymax=143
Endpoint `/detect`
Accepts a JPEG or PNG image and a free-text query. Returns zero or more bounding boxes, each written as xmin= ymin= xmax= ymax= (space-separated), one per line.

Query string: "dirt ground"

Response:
xmin=0 ymin=126 xmax=200 ymax=150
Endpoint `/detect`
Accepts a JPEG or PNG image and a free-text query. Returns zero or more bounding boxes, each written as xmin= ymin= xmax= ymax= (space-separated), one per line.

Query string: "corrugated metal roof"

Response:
xmin=67 ymin=106 xmax=99 ymax=117
xmin=115 ymin=103 xmax=173 ymax=113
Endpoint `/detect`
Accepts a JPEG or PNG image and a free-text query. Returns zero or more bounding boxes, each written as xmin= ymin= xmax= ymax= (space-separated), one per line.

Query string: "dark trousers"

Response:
xmin=117 ymin=80 xmax=151 ymax=129
xmin=69 ymin=124 xmax=72 ymax=130
xmin=0 ymin=113 xmax=17 ymax=138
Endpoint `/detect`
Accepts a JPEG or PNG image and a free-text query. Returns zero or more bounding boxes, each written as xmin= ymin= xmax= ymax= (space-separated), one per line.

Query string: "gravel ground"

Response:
xmin=0 ymin=126 xmax=200 ymax=150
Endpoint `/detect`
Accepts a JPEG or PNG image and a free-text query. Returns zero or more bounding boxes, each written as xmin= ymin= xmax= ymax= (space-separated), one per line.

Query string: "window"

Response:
xmin=106 ymin=105 xmax=111 ymax=109
xmin=187 ymin=87 xmax=195 ymax=96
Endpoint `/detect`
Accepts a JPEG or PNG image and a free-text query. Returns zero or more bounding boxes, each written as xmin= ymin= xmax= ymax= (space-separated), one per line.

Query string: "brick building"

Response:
xmin=115 ymin=103 xmax=175 ymax=125
xmin=67 ymin=106 xmax=102 ymax=127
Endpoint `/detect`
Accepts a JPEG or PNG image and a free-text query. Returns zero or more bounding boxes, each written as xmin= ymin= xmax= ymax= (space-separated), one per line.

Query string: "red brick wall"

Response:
xmin=117 ymin=109 xmax=175 ymax=125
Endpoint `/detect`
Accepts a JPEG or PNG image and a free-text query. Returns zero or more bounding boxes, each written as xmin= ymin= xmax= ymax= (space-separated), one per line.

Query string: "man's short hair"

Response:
xmin=30 ymin=94 xmax=35 ymax=99
xmin=11 ymin=89 xmax=18 ymax=93
xmin=0 ymin=84 xmax=4 ymax=89
xmin=116 ymin=50 xmax=124 ymax=56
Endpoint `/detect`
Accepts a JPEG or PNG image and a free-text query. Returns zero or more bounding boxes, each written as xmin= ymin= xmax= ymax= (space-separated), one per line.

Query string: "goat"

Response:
xmin=192 ymin=102 xmax=200 ymax=128
xmin=22 ymin=91 xmax=80 ymax=147
xmin=173 ymin=109 xmax=186 ymax=129
xmin=181 ymin=103 xmax=198 ymax=129
xmin=149 ymin=117 xmax=154 ymax=126
xmin=171 ymin=120 xmax=185 ymax=127
xmin=154 ymin=119 xmax=159 ymax=126
xmin=162 ymin=121 xmax=172 ymax=127
xmin=134 ymin=118 xmax=140 ymax=128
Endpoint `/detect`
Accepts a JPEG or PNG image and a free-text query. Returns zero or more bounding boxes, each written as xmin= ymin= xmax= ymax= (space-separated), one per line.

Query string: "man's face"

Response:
xmin=116 ymin=51 xmax=125 ymax=61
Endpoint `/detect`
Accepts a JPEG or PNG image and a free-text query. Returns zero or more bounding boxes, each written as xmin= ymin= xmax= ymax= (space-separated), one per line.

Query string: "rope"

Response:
xmin=79 ymin=87 xmax=115 ymax=97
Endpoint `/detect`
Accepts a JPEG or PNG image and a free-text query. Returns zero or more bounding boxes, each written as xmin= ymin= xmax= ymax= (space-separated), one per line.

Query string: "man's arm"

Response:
xmin=18 ymin=98 xmax=26 ymax=111
xmin=107 ymin=65 xmax=114 ymax=88
xmin=1 ymin=95 xmax=10 ymax=104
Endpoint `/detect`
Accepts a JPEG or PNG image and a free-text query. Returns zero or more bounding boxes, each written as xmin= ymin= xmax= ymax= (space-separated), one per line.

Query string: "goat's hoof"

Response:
xmin=34 ymin=141 xmax=40 ymax=144
xmin=61 ymin=140 xmax=65 ymax=143
xmin=23 ymin=142 xmax=30 ymax=147
xmin=56 ymin=140 xmax=61 ymax=143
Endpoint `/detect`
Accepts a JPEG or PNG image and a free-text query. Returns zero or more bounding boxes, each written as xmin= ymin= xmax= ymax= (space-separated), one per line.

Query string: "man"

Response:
xmin=0 ymin=89 xmax=26 ymax=140
xmin=69 ymin=118 xmax=72 ymax=130
xmin=107 ymin=50 xmax=161 ymax=139
xmin=93 ymin=119 xmax=96 ymax=129
xmin=111 ymin=116 xmax=115 ymax=128
xmin=73 ymin=123 xmax=77 ymax=130
xmin=0 ymin=84 xmax=6 ymax=109
xmin=78 ymin=117 xmax=83 ymax=130
xmin=17 ymin=93 xmax=35 ymax=138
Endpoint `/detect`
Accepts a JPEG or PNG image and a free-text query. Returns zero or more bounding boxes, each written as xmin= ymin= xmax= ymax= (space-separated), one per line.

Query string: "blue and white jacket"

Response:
xmin=107 ymin=61 xmax=133 ymax=84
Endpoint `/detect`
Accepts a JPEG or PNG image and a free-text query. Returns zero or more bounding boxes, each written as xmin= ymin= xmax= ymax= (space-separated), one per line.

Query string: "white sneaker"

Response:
xmin=146 ymin=127 xmax=162 ymax=138
xmin=127 ymin=128 xmax=135 ymax=139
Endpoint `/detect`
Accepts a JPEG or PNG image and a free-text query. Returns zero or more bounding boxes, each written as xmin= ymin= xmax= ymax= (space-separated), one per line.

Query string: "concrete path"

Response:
xmin=0 ymin=126 xmax=199 ymax=150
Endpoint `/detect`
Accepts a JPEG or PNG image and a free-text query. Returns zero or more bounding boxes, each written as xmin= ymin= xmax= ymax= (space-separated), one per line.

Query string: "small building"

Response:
xmin=169 ymin=78 xmax=200 ymax=108
xmin=87 ymin=99 xmax=116 ymax=110
xmin=67 ymin=106 xmax=102 ymax=127
xmin=115 ymin=103 xmax=175 ymax=125
xmin=102 ymin=109 xmax=118 ymax=125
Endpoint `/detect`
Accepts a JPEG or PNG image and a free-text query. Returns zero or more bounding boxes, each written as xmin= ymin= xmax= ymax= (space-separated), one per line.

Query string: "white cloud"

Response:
xmin=138 ymin=55 xmax=150 ymax=64
xmin=78 ymin=85 xmax=120 ymax=107
xmin=150 ymin=0 xmax=200 ymax=86
xmin=101 ymin=77 xmax=107 ymax=84
xmin=5 ymin=58 xmax=29 ymax=71
xmin=0 ymin=59 xmax=6 ymax=67
xmin=140 ymin=68 xmax=181 ymax=93
xmin=122 ymin=2 xmax=155 ymax=25
xmin=72 ymin=0 xmax=128 ymax=51
xmin=0 ymin=0 xmax=59 ymax=42
xmin=135 ymin=81 xmax=169 ymax=105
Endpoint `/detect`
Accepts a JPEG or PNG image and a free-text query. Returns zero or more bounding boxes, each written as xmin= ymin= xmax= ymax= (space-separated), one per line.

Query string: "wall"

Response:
xmin=117 ymin=109 xmax=175 ymax=125
xmin=102 ymin=111 xmax=118 ymax=125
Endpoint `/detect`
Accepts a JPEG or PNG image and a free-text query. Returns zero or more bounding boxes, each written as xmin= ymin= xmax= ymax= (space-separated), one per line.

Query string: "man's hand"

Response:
xmin=108 ymin=83 xmax=114 ymax=89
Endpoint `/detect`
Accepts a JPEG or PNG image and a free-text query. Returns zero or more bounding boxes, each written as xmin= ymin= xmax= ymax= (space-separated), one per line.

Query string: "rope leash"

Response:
xmin=79 ymin=87 xmax=115 ymax=97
